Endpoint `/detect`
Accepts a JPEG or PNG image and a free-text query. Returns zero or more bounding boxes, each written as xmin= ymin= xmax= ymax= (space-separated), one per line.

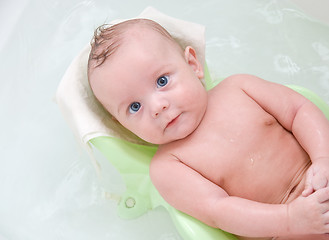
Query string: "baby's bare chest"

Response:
xmin=171 ymin=89 xmax=309 ymax=203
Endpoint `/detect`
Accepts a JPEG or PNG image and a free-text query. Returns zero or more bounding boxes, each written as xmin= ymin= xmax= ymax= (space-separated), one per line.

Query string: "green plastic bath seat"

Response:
xmin=90 ymin=66 xmax=329 ymax=240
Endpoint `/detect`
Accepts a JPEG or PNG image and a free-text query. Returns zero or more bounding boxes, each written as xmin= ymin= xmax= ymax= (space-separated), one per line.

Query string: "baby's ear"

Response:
xmin=184 ymin=46 xmax=204 ymax=79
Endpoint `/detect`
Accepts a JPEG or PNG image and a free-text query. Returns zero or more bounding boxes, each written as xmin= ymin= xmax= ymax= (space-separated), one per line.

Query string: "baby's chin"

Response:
xmin=145 ymin=129 xmax=196 ymax=145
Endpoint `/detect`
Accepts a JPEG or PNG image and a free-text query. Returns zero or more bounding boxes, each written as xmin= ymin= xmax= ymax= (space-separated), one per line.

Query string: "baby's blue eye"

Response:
xmin=157 ymin=76 xmax=169 ymax=88
xmin=129 ymin=102 xmax=141 ymax=114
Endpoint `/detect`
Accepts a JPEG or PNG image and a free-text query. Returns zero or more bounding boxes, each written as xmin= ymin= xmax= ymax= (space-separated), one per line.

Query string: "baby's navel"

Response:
xmin=264 ymin=117 xmax=276 ymax=126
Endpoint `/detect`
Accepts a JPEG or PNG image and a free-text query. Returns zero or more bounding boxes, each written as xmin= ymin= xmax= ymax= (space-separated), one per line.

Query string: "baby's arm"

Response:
xmin=150 ymin=152 xmax=329 ymax=237
xmin=230 ymin=74 xmax=329 ymax=196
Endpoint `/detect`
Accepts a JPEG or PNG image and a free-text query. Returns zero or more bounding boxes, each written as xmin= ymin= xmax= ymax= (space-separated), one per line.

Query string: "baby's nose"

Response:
xmin=151 ymin=98 xmax=169 ymax=118
xmin=153 ymin=105 xmax=168 ymax=118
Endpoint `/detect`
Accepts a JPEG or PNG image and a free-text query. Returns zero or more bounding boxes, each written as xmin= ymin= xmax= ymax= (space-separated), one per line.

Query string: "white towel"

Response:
xmin=56 ymin=7 xmax=206 ymax=145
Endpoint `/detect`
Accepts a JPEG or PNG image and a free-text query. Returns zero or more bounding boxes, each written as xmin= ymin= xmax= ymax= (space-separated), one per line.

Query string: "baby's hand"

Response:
xmin=288 ymin=187 xmax=329 ymax=235
xmin=302 ymin=159 xmax=329 ymax=197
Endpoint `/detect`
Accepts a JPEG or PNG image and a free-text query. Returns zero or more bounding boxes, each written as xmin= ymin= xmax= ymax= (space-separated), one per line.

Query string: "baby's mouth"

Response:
xmin=166 ymin=114 xmax=181 ymax=129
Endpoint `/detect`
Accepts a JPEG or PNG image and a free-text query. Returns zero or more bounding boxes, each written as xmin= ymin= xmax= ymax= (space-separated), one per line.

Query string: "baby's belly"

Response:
xmin=187 ymin=122 xmax=312 ymax=205
xmin=218 ymin=131 xmax=311 ymax=204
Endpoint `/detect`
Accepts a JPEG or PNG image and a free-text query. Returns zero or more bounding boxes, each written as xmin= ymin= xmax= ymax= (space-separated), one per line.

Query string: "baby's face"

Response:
xmin=90 ymin=27 xmax=207 ymax=144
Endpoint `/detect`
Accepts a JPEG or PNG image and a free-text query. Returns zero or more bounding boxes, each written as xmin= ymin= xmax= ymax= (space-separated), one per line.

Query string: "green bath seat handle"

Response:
xmin=90 ymin=79 xmax=329 ymax=240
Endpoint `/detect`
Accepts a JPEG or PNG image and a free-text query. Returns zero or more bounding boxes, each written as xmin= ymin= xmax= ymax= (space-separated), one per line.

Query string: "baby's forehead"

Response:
xmin=120 ymin=23 xmax=175 ymax=47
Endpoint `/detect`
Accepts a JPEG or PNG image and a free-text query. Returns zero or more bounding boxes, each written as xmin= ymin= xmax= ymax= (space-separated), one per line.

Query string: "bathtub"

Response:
xmin=1 ymin=0 xmax=329 ymax=239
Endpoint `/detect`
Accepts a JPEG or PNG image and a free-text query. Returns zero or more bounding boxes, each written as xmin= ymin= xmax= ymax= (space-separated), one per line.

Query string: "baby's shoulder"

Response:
xmin=212 ymin=73 xmax=258 ymax=89
xmin=152 ymin=141 xmax=181 ymax=161
xmin=149 ymin=143 xmax=185 ymax=185
xmin=207 ymin=74 xmax=253 ymax=100
xmin=150 ymin=139 xmax=191 ymax=173
xmin=208 ymin=74 xmax=267 ymax=100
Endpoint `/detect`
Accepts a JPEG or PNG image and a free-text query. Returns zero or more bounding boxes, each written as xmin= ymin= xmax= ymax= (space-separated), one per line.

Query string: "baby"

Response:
xmin=87 ymin=19 xmax=329 ymax=240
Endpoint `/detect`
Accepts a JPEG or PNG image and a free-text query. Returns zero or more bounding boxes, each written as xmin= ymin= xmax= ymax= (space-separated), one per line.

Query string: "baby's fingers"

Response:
xmin=315 ymin=187 xmax=329 ymax=203
xmin=303 ymin=168 xmax=315 ymax=197
xmin=313 ymin=174 xmax=329 ymax=192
